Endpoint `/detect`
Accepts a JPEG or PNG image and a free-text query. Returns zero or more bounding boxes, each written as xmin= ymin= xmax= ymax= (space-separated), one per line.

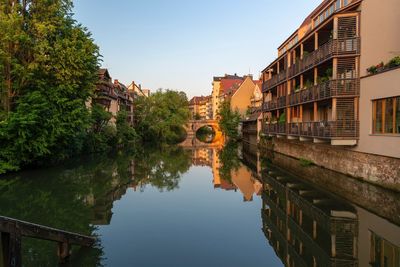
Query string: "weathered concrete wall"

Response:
xmin=264 ymin=138 xmax=400 ymax=191
xmin=264 ymin=151 xmax=400 ymax=226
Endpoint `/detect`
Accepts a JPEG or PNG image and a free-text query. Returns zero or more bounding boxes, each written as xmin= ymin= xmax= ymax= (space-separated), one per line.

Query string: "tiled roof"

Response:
xmin=189 ymin=96 xmax=211 ymax=105
xmin=219 ymin=79 xmax=243 ymax=96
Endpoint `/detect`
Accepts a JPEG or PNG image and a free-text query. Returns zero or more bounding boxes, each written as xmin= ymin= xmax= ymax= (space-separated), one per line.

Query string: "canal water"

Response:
xmin=0 ymin=144 xmax=399 ymax=266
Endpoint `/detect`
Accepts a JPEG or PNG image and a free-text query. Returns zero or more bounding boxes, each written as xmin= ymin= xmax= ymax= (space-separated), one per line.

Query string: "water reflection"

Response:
xmin=189 ymin=142 xmax=262 ymax=202
xmin=0 ymin=143 xmax=398 ymax=266
xmin=240 ymin=143 xmax=400 ymax=267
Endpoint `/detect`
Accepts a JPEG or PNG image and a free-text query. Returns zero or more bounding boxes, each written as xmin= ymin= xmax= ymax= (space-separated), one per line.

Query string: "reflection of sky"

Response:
xmin=96 ymin=165 xmax=283 ymax=267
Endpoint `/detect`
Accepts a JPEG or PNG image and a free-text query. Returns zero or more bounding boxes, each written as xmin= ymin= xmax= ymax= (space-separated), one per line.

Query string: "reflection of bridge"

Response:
xmin=180 ymin=120 xmax=224 ymax=147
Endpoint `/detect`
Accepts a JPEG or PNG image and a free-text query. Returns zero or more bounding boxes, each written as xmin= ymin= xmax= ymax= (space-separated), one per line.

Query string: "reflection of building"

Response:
xmin=191 ymin=148 xmax=213 ymax=166
xmin=261 ymin=167 xmax=358 ymax=267
xmin=189 ymin=147 xmax=263 ymax=201
xmin=357 ymin=207 xmax=400 ymax=267
xmin=230 ymin=166 xmax=262 ymax=202
xmin=261 ymin=163 xmax=400 ymax=267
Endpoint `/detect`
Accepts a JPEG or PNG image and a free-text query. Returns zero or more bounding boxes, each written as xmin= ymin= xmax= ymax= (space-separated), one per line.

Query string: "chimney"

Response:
xmin=114 ymin=79 xmax=119 ymax=85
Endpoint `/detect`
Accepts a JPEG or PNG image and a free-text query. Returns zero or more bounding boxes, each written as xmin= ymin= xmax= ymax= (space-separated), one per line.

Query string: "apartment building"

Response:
xmin=189 ymin=96 xmax=212 ymax=120
xmin=241 ymin=79 xmax=264 ymax=145
xmin=127 ymin=81 xmax=149 ymax=98
xmin=260 ymin=0 xmax=399 ymax=186
xmin=95 ymin=69 xmax=134 ymax=125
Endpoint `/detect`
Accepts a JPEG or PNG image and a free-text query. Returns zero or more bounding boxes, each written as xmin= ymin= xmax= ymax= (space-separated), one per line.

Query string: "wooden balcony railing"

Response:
xmin=287 ymin=121 xmax=359 ymax=139
xmin=262 ymin=100 xmax=277 ymax=111
xmin=288 ymin=38 xmax=360 ymax=79
xmin=262 ymin=69 xmax=288 ymax=92
xmin=263 ymin=123 xmax=277 ymax=135
xmin=277 ymin=123 xmax=286 ymax=134
xmin=264 ymin=120 xmax=359 ymax=139
xmin=277 ymin=96 xmax=287 ymax=108
xmin=288 ymin=78 xmax=360 ymax=106
xmin=262 ymin=38 xmax=360 ymax=92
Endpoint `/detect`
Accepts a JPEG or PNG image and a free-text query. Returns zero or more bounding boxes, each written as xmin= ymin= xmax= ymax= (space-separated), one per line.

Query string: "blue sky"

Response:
xmin=73 ymin=0 xmax=321 ymax=98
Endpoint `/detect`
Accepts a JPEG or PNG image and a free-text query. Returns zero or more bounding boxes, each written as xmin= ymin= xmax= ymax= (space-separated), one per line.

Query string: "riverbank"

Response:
xmin=256 ymin=137 xmax=400 ymax=192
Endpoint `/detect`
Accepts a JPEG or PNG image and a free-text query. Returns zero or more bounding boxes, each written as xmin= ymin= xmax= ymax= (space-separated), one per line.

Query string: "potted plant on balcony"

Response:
xmin=279 ymin=113 xmax=286 ymax=123
xmin=303 ymin=80 xmax=313 ymax=89
xmin=386 ymin=56 xmax=400 ymax=68
xmin=376 ymin=62 xmax=385 ymax=72
xmin=367 ymin=65 xmax=378 ymax=75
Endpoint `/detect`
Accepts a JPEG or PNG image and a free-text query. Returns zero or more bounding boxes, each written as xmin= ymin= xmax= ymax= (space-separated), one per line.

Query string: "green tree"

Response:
xmin=218 ymin=141 xmax=241 ymax=182
xmin=194 ymin=113 xmax=201 ymax=120
xmin=116 ymin=110 xmax=138 ymax=147
xmin=217 ymin=100 xmax=241 ymax=140
xmin=134 ymin=89 xmax=190 ymax=143
xmin=0 ymin=0 xmax=100 ymax=173
xmin=84 ymin=104 xmax=116 ymax=153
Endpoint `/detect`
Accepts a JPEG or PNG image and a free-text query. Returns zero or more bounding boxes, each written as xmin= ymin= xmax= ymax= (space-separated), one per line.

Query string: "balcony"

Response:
xmin=263 ymin=123 xmax=277 ymax=135
xmin=277 ymin=96 xmax=287 ymax=108
xmin=287 ymin=121 xmax=359 ymax=139
xmin=288 ymin=38 xmax=360 ymax=79
xmin=264 ymin=121 xmax=359 ymax=140
xmin=288 ymin=78 xmax=360 ymax=106
xmin=263 ymin=100 xmax=277 ymax=111
xmin=262 ymin=69 xmax=287 ymax=92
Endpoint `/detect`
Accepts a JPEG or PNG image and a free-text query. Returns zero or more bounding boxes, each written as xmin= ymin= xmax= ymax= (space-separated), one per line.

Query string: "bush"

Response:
xmin=387 ymin=56 xmax=400 ymax=68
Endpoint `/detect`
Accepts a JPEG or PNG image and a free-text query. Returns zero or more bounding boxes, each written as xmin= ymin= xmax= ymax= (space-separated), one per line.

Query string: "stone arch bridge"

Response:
xmin=180 ymin=120 xmax=224 ymax=147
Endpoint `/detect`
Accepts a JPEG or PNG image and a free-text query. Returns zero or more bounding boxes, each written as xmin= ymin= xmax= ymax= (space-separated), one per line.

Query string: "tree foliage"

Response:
xmin=217 ymin=100 xmax=241 ymax=140
xmin=134 ymin=89 xmax=190 ymax=144
xmin=0 ymin=0 xmax=100 ymax=173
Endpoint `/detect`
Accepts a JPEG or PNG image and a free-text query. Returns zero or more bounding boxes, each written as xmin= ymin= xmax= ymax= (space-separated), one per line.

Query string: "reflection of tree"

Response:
xmin=132 ymin=146 xmax=192 ymax=192
xmin=217 ymin=141 xmax=241 ymax=182
xmin=0 ymin=146 xmax=192 ymax=265
xmin=0 ymin=154 xmax=133 ymax=266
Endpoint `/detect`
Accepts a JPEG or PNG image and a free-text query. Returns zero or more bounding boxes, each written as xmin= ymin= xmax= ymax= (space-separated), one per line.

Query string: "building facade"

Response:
xmin=259 ymin=0 xmax=400 ymax=187
xmin=212 ymin=74 xmax=245 ymax=119
xmin=189 ymin=96 xmax=212 ymax=120
xmin=94 ymin=69 xmax=134 ymax=126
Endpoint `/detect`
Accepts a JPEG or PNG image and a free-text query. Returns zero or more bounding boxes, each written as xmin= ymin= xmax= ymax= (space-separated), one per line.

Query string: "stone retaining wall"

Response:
xmin=263 ymin=138 xmax=400 ymax=191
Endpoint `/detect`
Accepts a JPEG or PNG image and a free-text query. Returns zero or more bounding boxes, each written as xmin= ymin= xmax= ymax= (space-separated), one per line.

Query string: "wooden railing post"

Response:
xmin=57 ymin=242 xmax=71 ymax=263
xmin=2 ymin=231 xmax=22 ymax=267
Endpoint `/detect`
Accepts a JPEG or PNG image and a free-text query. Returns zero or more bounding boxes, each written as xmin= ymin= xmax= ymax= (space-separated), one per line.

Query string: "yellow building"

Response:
xmin=230 ymin=76 xmax=261 ymax=118
xmin=212 ymin=74 xmax=245 ymax=119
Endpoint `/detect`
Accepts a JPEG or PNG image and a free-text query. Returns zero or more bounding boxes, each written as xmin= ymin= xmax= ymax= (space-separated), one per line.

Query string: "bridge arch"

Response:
xmin=180 ymin=120 xmax=224 ymax=147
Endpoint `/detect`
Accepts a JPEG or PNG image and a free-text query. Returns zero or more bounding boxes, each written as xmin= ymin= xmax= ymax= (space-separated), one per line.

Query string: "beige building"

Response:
xmin=212 ymin=74 xmax=245 ymax=119
xmin=95 ymin=69 xmax=134 ymax=125
xmin=260 ymin=0 xmax=400 ymax=160
xmin=127 ymin=81 xmax=148 ymax=98
xmin=230 ymin=76 xmax=263 ymax=117
xmin=189 ymin=96 xmax=212 ymax=120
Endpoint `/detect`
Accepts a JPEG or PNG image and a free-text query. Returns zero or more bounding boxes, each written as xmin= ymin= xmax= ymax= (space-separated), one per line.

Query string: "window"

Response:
xmin=344 ymin=0 xmax=349 ymax=6
xmin=370 ymin=231 xmax=400 ymax=267
xmin=336 ymin=0 xmax=341 ymax=10
xmin=373 ymin=96 xmax=400 ymax=134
